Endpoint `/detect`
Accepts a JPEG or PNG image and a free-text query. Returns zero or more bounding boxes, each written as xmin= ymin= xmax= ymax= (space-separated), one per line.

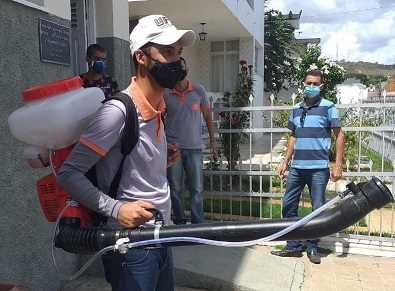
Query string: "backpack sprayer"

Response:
xmin=8 ymin=77 xmax=395 ymax=279
xmin=8 ymin=77 xmax=103 ymax=228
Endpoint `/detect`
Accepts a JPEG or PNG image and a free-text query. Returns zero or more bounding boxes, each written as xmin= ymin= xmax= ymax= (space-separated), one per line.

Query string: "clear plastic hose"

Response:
xmin=50 ymin=203 xmax=114 ymax=281
xmin=125 ymin=193 xmax=343 ymax=249
xmin=48 ymin=148 xmax=57 ymax=177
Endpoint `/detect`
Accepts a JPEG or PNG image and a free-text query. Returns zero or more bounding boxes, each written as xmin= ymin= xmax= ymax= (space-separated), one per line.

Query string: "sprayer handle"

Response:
xmin=146 ymin=208 xmax=164 ymax=226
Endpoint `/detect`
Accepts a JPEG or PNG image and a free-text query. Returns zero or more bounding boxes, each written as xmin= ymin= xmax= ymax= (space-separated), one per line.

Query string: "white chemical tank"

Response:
xmin=23 ymin=145 xmax=50 ymax=169
xmin=8 ymin=76 xmax=105 ymax=150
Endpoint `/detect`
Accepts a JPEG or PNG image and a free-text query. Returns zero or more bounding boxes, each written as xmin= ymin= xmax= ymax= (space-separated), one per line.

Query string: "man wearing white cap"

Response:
xmin=58 ymin=14 xmax=195 ymax=290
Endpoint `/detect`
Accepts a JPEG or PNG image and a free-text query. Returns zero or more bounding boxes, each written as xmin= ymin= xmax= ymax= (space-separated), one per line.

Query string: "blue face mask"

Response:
xmin=91 ymin=60 xmax=106 ymax=74
xmin=303 ymin=85 xmax=320 ymax=98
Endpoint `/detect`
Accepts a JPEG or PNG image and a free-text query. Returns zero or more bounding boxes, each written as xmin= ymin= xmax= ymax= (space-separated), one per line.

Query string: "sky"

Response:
xmin=266 ymin=0 xmax=395 ymax=65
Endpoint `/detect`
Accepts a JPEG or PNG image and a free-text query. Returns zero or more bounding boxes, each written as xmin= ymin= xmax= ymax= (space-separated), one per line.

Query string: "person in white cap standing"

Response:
xmin=57 ymin=14 xmax=195 ymax=291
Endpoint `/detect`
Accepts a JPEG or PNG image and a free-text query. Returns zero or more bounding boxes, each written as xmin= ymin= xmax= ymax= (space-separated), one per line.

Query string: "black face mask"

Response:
xmin=146 ymin=55 xmax=183 ymax=89
xmin=179 ymin=69 xmax=187 ymax=81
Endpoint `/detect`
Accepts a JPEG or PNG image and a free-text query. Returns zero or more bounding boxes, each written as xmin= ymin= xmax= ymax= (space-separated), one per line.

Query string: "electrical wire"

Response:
xmin=302 ymin=5 xmax=395 ymax=19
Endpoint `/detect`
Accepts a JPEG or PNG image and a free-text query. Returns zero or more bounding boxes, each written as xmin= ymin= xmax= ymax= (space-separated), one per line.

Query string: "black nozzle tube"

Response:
xmin=55 ymin=177 xmax=394 ymax=254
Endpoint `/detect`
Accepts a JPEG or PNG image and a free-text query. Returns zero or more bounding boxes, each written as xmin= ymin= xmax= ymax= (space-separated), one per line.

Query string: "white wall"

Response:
xmin=222 ymin=0 xmax=264 ymax=46
xmin=15 ymin=0 xmax=69 ymax=19
xmin=337 ymin=83 xmax=368 ymax=104
xmin=44 ymin=0 xmax=71 ymax=19
xmin=95 ymin=0 xmax=129 ymax=40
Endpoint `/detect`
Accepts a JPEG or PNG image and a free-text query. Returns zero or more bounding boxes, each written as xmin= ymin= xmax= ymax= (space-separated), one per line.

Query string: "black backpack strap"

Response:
xmin=103 ymin=92 xmax=139 ymax=198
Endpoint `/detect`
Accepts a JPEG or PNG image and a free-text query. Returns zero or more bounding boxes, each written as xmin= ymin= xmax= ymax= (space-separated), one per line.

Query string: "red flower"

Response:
xmin=232 ymin=116 xmax=240 ymax=127
xmin=239 ymin=60 xmax=247 ymax=66
xmin=219 ymin=111 xmax=226 ymax=118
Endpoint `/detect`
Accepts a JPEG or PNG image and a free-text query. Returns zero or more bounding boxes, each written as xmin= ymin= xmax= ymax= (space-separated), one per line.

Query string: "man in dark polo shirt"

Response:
xmin=79 ymin=43 xmax=119 ymax=99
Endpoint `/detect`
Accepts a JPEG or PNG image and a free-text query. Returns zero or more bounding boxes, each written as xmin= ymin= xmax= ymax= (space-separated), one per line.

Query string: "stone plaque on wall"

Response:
xmin=39 ymin=18 xmax=71 ymax=66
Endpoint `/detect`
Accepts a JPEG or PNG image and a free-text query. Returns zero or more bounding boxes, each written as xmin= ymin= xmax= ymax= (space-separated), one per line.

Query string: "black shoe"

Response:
xmin=307 ymin=250 xmax=321 ymax=264
xmin=173 ymin=220 xmax=187 ymax=225
xmin=271 ymin=249 xmax=303 ymax=258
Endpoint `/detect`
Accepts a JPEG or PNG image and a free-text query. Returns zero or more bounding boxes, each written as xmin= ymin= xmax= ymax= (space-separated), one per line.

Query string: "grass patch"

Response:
xmin=185 ymin=196 xmax=367 ymax=228
xmin=200 ymin=197 xmax=311 ymax=218
xmin=363 ymin=146 xmax=393 ymax=172
xmin=340 ymin=229 xmax=393 ymax=238
xmin=346 ymin=145 xmax=393 ymax=173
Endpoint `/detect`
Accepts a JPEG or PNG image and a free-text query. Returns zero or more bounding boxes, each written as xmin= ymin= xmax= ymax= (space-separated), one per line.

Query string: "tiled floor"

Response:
xmin=63 ymin=245 xmax=395 ymax=291
xmin=253 ymin=245 xmax=395 ymax=291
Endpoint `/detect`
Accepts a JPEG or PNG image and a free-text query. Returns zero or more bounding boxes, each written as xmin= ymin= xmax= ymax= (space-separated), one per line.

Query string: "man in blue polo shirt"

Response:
xmin=271 ymin=69 xmax=345 ymax=264
xmin=164 ymin=56 xmax=218 ymax=225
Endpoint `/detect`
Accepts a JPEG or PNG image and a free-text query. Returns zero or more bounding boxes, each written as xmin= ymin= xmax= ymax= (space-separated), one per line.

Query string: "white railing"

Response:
xmin=200 ymin=99 xmax=395 ymax=242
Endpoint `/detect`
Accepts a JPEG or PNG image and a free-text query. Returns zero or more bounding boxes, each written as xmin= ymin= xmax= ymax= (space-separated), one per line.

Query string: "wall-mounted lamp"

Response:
xmin=198 ymin=22 xmax=207 ymax=41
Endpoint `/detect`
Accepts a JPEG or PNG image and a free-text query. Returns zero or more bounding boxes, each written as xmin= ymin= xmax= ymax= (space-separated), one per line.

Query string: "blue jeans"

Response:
xmin=102 ymin=247 xmax=174 ymax=291
xmin=167 ymin=148 xmax=204 ymax=224
xmin=283 ymin=167 xmax=330 ymax=252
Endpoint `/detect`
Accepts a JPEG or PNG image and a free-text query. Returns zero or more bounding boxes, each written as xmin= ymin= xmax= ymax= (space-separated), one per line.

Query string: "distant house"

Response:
xmin=385 ymin=77 xmax=395 ymax=92
xmin=284 ymin=10 xmax=321 ymax=57
xmin=336 ymin=78 xmax=368 ymax=104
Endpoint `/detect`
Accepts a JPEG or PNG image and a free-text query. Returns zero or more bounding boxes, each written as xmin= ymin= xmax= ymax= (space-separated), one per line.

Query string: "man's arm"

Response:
xmin=331 ymin=127 xmax=345 ymax=182
xmin=202 ymin=108 xmax=218 ymax=158
xmin=57 ymin=143 xmax=155 ymax=228
xmin=278 ymin=134 xmax=295 ymax=180
xmin=57 ymin=142 xmax=122 ymax=218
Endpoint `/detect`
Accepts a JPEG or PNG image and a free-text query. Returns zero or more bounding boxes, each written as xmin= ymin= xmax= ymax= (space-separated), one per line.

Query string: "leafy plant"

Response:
xmin=296 ymin=44 xmax=347 ymax=103
xmin=218 ymin=60 xmax=254 ymax=170
xmin=264 ymin=9 xmax=298 ymax=96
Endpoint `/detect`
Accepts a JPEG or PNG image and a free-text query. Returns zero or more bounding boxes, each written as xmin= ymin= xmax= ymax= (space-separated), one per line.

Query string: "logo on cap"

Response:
xmin=154 ymin=16 xmax=173 ymax=29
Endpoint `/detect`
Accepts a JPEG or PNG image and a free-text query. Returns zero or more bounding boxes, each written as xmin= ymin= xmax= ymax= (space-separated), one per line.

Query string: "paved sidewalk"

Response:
xmin=61 ymin=242 xmax=395 ymax=291
xmin=61 ymin=134 xmax=395 ymax=291
xmin=61 ymin=277 xmax=205 ymax=291
xmin=254 ymin=244 xmax=395 ymax=291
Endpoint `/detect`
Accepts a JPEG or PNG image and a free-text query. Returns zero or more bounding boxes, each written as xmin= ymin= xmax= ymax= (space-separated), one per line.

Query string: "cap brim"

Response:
xmin=151 ymin=30 xmax=196 ymax=48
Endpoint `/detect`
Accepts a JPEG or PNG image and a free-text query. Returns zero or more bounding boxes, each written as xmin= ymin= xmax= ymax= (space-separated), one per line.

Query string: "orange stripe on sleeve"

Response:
xmin=79 ymin=137 xmax=107 ymax=156
xmin=201 ymin=105 xmax=210 ymax=111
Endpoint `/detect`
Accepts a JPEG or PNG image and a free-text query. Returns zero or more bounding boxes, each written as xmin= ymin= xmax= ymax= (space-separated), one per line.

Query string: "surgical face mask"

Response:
xmin=303 ymin=85 xmax=321 ymax=98
xmin=91 ymin=60 xmax=106 ymax=74
xmin=146 ymin=55 xmax=184 ymax=89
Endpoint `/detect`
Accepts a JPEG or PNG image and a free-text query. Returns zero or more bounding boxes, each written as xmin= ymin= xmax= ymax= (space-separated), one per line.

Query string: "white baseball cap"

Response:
xmin=130 ymin=15 xmax=196 ymax=55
